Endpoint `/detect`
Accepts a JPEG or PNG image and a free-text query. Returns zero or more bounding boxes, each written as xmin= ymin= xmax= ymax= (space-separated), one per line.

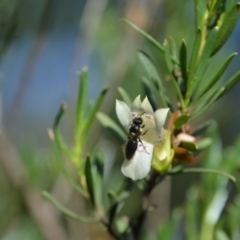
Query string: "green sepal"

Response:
xmin=212 ymin=3 xmax=240 ymax=55
xmin=96 ymin=112 xmax=127 ymax=140
xmin=42 ymin=191 xmax=98 ymax=223
xmin=174 ymin=114 xmax=190 ymax=129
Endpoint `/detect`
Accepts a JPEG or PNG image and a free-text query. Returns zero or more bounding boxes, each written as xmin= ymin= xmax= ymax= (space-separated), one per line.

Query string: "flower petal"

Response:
xmin=131 ymin=95 xmax=141 ymax=112
xmin=141 ymin=96 xmax=154 ymax=114
xmin=121 ymin=141 xmax=154 ymax=180
xmin=154 ymin=108 xmax=169 ymax=135
xmin=116 ymin=100 xmax=131 ymax=131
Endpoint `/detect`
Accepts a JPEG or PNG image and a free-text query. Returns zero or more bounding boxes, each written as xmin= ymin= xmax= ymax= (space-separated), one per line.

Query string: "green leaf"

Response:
xmin=42 ymin=191 xmax=98 ymax=223
xmin=107 ymin=190 xmax=118 ymax=205
xmin=76 ymin=67 xmax=88 ymax=137
xmin=200 ymin=189 xmax=229 ymax=240
xmin=193 ymin=69 xmax=240 ymax=118
xmin=192 ymin=120 xmax=215 ymax=136
xmin=49 ymin=129 xmax=86 ymax=196
xmin=212 ymin=3 xmax=240 ymax=54
xmin=188 ymin=28 xmax=202 ymax=96
xmin=82 ymin=88 xmax=108 ymax=143
xmin=196 ymin=138 xmax=213 ymax=150
xmin=85 ymin=156 xmax=95 ymax=205
xmin=169 ymin=37 xmax=178 ymax=59
xmin=179 ymin=39 xmax=188 ymax=90
xmin=121 ymin=19 xmax=179 ymax=64
xmin=163 ymin=39 xmax=173 ymax=73
xmin=53 ymin=103 xmax=73 ymax=159
xmin=180 ymin=141 xmax=198 ymax=151
xmin=193 ymin=27 xmax=219 ymax=91
xmin=217 ymin=69 xmax=240 ymax=99
xmin=215 ymin=230 xmax=231 ymax=240
xmin=91 ymin=151 xmax=104 ymax=208
xmin=138 ymin=51 xmax=170 ymax=109
xmin=174 ymin=114 xmax=189 ymax=129
xmin=121 ymin=18 xmax=164 ymax=49
xmin=117 ymin=87 xmax=131 ymax=106
xmin=181 ymin=168 xmax=236 ymax=183
xmin=96 ymin=112 xmax=126 ymax=140
xmin=185 ymin=187 xmax=199 ymax=240
xmin=194 ymin=52 xmax=237 ymax=102
xmin=195 ymin=0 xmax=207 ymax=29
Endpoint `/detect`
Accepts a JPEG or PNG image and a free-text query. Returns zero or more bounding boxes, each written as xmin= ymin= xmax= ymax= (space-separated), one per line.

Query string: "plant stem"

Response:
xmin=132 ymin=171 xmax=165 ymax=239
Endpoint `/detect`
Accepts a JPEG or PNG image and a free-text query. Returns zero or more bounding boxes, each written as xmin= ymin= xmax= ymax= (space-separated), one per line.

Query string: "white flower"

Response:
xmin=116 ymin=95 xmax=169 ymax=180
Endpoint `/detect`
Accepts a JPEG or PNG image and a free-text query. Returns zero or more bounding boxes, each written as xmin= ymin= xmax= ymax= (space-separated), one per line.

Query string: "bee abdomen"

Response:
xmin=125 ymin=139 xmax=138 ymax=160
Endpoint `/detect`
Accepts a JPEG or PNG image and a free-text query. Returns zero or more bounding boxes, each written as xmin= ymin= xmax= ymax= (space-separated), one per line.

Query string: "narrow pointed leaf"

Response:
xmin=180 ymin=141 xmax=198 ymax=151
xmin=217 ymin=70 xmax=240 ymax=99
xmin=188 ymin=28 xmax=202 ymax=94
xmin=118 ymin=87 xmax=131 ymax=106
xmin=163 ymin=40 xmax=173 ymax=73
xmin=76 ymin=67 xmax=88 ymax=136
xmin=122 ymin=19 xmax=179 ymax=64
xmin=42 ymin=191 xmax=98 ymax=223
xmin=212 ymin=3 xmax=240 ymax=54
xmin=181 ymin=168 xmax=236 ymax=183
xmin=169 ymin=37 xmax=178 ymax=59
xmin=193 ymin=27 xmax=219 ymax=90
xmin=138 ymin=51 xmax=171 ymax=109
xmin=191 ymin=87 xmax=224 ymax=119
xmin=122 ymin=19 xmax=164 ymax=51
xmin=141 ymin=77 xmax=171 ymax=110
xmin=85 ymin=156 xmax=95 ymax=205
xmin=107 ymin=190 xmax=118 ymax=205
xmin=53 ymin=103 xmax=74 ymax=159
xmin=195 ymin=52 xmax=237 ymax=101
xmin=48 ymin=129 xmax=86 ymax=196
xmin=192 ymin=120 xmax=215 ymax=136
xmin=195 ymin=0 xmax=206 ymax=29
xmin=96 ymin=112 xmax=126 ymax=140
xmin=82 ymin=88 xmax=108 ymax=143
xmin=174 ymin=114 xmax=190 ymax=129
xmin=197 ymin=138 xmax=213 ymax=150
xmin=91 ymin=151 xmax=104 ymax=207
xmin=179 ymin=39 xmax=188 ymax=89
xmin=138 ymin=51 xmax=163 ymax=87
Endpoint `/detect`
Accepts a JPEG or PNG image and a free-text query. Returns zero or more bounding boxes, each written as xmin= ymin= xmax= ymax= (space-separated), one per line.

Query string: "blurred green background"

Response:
xmin=1 ymin=0 xmax=240 ymax=239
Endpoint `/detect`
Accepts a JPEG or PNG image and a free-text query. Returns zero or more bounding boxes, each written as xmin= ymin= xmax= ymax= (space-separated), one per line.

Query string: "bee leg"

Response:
xmin=142 ymin=129 xmax=148 ymax=136
xmin=138 ymin=138 xmax=149 ymax=154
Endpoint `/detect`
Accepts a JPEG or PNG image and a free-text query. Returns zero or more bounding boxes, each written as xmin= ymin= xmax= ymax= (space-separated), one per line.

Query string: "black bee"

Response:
xmin=125 ymin=113 xmax=148 ymax=160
